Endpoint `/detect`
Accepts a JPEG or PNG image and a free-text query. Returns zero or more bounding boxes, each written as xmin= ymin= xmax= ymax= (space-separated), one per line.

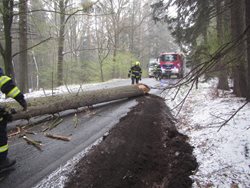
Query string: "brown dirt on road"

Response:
xmin=65 ymin=94 xmax=197 ymax=188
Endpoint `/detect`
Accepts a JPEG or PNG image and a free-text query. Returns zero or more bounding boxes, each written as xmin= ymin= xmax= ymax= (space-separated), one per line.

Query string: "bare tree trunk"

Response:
xmin=216 ymin=0 xmax=229 ymax=90
xmin=19 ymin=0 xmax=29 ymax=93
xmin=94 ymin=9 xmax=108 ymax=82
xmin=31 ymin=51 xmax=39 ymax=90
xmin=57 ymin=0 xmax=67 ymax=86
xmin=100 ymin=64 xmax=104 ymax=82
xmin=231 ymin=0 xmax=247 ymax=97
xmin=12 ymin=84 xmax=150 ymax=120
xmin=1 ymin=0 xmax=15 ymax=78
xmin=246 ymin=0 xmax=250 ymax=101
xmin=129 ymin=0 xmax=135 ymax=54
xmin=112 ymin=32 xmax=118 ymax=78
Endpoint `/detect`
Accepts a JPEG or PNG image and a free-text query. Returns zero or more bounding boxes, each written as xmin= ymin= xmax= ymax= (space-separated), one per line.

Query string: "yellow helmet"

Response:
xmin=135 ymin=61 xmax=140 ymax=66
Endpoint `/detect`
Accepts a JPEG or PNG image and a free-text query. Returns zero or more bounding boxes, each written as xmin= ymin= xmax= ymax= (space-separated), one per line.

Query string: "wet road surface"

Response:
xmin=1 ymin=99 xmax=137 ymax=188
xmin=0 ymin=78 xmax=178 ymax=188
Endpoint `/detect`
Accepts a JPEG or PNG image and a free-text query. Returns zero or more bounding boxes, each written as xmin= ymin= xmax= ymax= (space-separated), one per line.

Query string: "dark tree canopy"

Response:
xmin=151 ymin=0 xmax=250 ymax=99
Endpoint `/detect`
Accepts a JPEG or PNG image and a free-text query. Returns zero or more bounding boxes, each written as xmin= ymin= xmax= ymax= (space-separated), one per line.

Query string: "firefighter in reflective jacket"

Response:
xmin=128 ymin=61 xmax=142 ymax=84
xmin=0 ymin=67 xmax=27 ymax=171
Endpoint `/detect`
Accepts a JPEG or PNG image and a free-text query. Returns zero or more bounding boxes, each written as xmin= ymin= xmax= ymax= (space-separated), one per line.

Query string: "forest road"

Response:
xmin=0 ymin=98 xmax=138 ymax=188
xmin=0 ymin=78 xmax=196 ymax=188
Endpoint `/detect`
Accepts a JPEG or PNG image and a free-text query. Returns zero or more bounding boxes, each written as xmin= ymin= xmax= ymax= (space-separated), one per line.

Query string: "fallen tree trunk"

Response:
xmin=12 ymin=84 xmax=150 ymax=121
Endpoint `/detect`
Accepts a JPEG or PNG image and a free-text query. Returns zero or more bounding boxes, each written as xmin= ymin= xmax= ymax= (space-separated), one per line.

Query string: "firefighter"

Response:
xmin=153 ymin=64 xmax=162 ymax=80
xmin=128 ymin=61 xmax=142 ymax=84
xmin=0 ymin=67 xmax=27 ymax=171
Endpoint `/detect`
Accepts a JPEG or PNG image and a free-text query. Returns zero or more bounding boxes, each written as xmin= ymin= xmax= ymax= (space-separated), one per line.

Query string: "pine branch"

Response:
xmin=12 ymin=37 xmax=52 ymax=58
xmin=217 ymin=101 xmax=248 ymax=131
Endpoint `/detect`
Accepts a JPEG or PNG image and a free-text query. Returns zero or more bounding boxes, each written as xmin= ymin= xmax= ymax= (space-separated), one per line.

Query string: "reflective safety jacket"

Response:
xmin=153 ymin=65 xmax=162 ymax=74
xmin=0 ymin=75 xmax=21 ymax=99
xmin=128 ymin=65 xmax=142 ymax=79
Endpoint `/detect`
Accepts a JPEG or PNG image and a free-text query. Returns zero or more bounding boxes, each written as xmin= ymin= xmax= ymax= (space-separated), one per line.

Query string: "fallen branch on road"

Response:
xmin=8 ymin=127 xmax=37 ymax=138
xmin=42 ymin=117 xmax=63 ymax=132
xmin=44 ymin=133 xmax=71 ymax=141
xmin=22 ymin=135 xmax=43 ymax=150
xmin=8 ymin=127 xmax=21 ymax=138
xmin=73 ymin=113 xmax=79 ymax=128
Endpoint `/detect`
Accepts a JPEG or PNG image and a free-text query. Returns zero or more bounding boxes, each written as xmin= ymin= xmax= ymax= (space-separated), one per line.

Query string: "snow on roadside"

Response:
xmin=163 ymin=79 xmax=250 ymax=188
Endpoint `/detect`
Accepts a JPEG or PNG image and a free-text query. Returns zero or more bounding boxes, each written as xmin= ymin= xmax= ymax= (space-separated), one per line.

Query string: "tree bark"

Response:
xmin=19 ymin=0 xmax=29 ymax=93
xmin=246 ymin=0 xmax=250 ymax=101
xmin=1 ymin=0 xmax=15 ymax=78
xmin=12 ymin=84 xmax=150 ymax=120
xmin=57 ymin=0 xmax=67 ymax=86
xmin=231 ymin=0 xmax=247 ymax=97
xmin=216 ymin=0 xmax=229 ymax=90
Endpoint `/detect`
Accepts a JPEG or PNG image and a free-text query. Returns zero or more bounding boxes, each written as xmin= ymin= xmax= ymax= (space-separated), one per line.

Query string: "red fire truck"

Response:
xmin=159 ymin=52 xmax=185 ymax=78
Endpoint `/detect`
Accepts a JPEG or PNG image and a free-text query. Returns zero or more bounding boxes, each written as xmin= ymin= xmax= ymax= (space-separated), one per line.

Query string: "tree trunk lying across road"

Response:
xmin=12 ymin=84 xmax=150 ymax=121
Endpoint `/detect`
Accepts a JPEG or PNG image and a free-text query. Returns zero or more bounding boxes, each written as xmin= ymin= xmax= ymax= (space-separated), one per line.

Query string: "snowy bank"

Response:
xmin=163 ymin=79 xmax=250 ymax=188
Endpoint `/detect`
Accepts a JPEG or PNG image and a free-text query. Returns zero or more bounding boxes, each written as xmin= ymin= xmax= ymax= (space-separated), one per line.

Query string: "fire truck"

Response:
xmin=158 ymin=52 xmax=185 ymax=79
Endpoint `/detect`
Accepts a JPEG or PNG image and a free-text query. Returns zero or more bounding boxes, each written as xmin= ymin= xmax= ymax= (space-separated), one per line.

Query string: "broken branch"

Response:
xmin=44 ymin=133 xmax=71 ymax=141
xmin=22 ymin=135 xmax=43 ymax=150
xmin=73 ymin=113 xmax=79 ymax=128
xmin=42 ymin=117 xmax=63 ymax=132
xmin=217 ymin=101 xmax=248 ymax=131
xmin=8 ymin=127 xmax=21 ymax=137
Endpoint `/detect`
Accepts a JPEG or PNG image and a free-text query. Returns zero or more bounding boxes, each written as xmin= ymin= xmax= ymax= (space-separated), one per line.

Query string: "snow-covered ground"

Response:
xmin=162 ymin=79 xmax=250 ymax=188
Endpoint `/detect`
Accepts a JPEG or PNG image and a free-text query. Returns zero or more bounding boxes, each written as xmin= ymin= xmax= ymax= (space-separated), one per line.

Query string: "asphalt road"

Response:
xmin=0 ymin=98 xmax=137 ymax=188
xmin=0 ymin=78 xmax=179 ymax=188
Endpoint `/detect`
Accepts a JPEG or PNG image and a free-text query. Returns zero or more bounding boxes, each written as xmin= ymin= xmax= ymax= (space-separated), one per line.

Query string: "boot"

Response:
xmin=0 ymin=158 xmax=16 ymax=171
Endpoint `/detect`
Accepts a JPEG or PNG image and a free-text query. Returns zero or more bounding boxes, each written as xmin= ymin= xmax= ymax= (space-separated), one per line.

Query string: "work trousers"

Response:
xmin=0 ymin=118 xmax=8 ymax=161
xmin=131 ymin=77 xmax=139 ymax=84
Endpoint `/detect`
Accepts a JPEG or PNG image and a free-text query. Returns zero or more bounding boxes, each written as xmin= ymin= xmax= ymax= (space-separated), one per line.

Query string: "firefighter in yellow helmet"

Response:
xmin=0 ymin=67 xmax=27 ymax=171
xmin=128 ymin=61 xmax=142 ymax=84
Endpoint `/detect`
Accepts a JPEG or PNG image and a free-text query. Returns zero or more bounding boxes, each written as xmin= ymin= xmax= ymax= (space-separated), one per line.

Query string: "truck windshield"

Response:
xmin=160 ymin=54 xmax=177 ymax=62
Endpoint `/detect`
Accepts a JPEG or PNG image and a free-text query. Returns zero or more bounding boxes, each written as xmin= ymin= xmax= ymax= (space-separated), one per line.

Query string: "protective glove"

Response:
xmin=22 ymin=101 xmax=27 ymax=111
xmin=15 ymin=94 xmax=27 ymax=111
xmin=18 ymin=99 xmax=27 ymax=111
